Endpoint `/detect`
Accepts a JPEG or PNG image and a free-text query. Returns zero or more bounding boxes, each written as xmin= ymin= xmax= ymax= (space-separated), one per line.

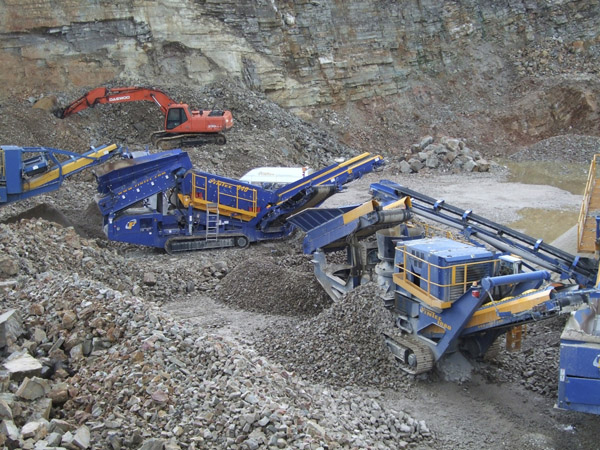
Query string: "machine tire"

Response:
xmin=215 ymin=135 xmax=226 ymax=145
xmin=235 ymin=236 xmax=250 ymax=248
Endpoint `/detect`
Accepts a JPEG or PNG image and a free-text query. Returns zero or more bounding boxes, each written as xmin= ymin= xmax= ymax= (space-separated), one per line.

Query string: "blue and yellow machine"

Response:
xmin=290 ymin=179 xmax=600 ymax=415
xmin=556 ymin=154 xmax=600 ymax=415
xmin=0 ymin=144 xmax=121 ymax=206
xmin=95 ymin=149 xmax=384 ymax=252
xmin=558 ymin=301 xmax=600 ymax=414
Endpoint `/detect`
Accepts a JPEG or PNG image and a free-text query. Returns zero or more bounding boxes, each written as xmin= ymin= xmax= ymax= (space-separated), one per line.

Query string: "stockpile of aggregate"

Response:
xmin=215 ymin=256 xmax=331 ymax=317
xmin=0 ymin=217 xmax=229 ymax=306
xmin=509 ymin=134 xmax=600 ymax=164
xmin=476 ymin=315 xmax=567 ymax=397
xmin=255 ymin=283 xmax=412 ymax=390
xmin=39 ymin=78 xmax=358 ymax=180
xmin=0 ymin=218 xmax=433 ymax=449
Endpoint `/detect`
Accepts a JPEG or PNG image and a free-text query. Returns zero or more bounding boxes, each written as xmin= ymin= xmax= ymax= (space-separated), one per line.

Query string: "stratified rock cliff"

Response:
xmin=1 ymin=1 xmax=598 ymax=104
xmin=1 ymin=0 xmax=599 ymax=152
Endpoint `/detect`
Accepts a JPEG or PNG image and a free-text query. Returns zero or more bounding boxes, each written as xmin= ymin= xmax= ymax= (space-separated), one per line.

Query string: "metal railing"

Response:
xmin=577 ymin=154 xmax=600 ymax=252
xmin=191 ymin=173 xmax=259 ymax=219
xmin=395 ymin=243 xmax=496 ymax=304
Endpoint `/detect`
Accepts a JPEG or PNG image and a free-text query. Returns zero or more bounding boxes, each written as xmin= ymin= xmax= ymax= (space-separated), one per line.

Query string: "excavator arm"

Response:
xmin=58 ymin=86 xmax=178 ymax=118
xmin=59 ymin=85 xmax=234 ymax=148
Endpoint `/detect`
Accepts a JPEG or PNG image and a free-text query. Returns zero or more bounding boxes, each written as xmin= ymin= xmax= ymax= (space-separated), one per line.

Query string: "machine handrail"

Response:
xmin=190 ymin=172 xmax=259 ymax=220
xmin=577 ymin=154 xmax=600 ymax=252
xmin=394 ymin=243 xmax=498 ymax=301
xmin=372 ymin=180 xmax=598 ymax=287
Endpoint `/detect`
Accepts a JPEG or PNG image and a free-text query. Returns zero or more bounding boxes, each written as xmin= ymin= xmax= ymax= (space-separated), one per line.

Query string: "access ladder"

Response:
xmin=206 ymin=203 xmax=219 ymax=241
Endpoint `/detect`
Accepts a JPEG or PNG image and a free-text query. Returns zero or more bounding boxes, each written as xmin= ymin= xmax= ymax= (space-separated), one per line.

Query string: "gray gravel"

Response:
xmin=215 ymin=255 xmax=332 ymax=317
xmin=254 ymin=283 xmax=411 ymax=390
xmin=0 ymin=219 xmax=433 ymax=449
xmin=509 ymin=134 xmax=600 ymax=163
xmin=1 ymin=79 xmax=599 ymax=449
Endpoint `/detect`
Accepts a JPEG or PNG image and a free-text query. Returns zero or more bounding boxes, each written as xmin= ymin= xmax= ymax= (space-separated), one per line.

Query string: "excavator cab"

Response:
xmin=165 ymin=106 xmax=188 ymax=130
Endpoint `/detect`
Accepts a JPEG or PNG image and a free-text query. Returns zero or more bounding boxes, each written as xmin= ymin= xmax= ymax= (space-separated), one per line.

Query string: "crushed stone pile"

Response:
xmin=509 ymin=134 xmax=600 ymax=164
xmin=254 ymin=283 xmax=411 ymax=389
xmin=1 ymin=76 xmax=598 ymax=449
xmin=0 ymin=222 xmax=433 ymax=449
xmin=0 ymin=218 xmax=230 ymax=306
xmin=476 ymin=316 xmax=567 ymax=398
xmin=215 ymin=256 xmax=331 ymax=317
xmin=38 ymin=79 xmax=358 ymax=180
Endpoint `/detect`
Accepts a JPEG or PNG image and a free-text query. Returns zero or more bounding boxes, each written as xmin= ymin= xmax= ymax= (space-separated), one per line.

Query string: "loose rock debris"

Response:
xmin=215 ymin=256 xmax=331 ymax=317
xmin=1 ymin=80 xmax=599 ymax=448
xmin=255 ymin=284 xmax=409 ymax=390
xmin=0 ymin=221 xmax=432 ymax=449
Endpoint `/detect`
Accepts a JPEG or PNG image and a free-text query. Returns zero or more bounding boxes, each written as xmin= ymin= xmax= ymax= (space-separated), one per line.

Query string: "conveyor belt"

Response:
xmin=371 ymin=180 xmax=598 ymax=288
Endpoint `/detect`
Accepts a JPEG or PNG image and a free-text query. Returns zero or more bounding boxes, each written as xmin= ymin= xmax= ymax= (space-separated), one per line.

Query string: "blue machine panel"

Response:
xmin=559 ymin=341 xmax=600 ymax=379
xmin=557 ymin=341 xmax=600 ymax=414
xmin=398 ymin=238 xmax=495 ymax=302
xmin=2 ymin=147 xmax=26 ymax=194
xmin=558 ymin=377 xmax=600 ymax=414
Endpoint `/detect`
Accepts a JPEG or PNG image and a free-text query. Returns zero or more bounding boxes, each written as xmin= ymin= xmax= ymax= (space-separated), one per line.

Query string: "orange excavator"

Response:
xmin=58 ymin=86 xmax=234 ymax=149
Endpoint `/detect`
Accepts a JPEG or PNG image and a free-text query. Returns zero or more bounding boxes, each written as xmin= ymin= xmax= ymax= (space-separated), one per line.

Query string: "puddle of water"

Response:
xmin=495 ymin=159 xmax=589 ymax=244
xmin=498 ymin=159 xmax=589 ymax=195
xmin=506 ymin=208 xmax=579 ymax=244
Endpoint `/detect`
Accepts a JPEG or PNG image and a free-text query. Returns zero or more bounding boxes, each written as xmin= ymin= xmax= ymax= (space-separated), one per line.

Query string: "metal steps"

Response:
xmin=206 ymin=202 xmax=219 ymax=241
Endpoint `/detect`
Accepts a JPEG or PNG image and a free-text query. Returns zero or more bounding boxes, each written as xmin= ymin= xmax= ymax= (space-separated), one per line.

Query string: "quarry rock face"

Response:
xmin=1 ymin=0 xmax=598 ymax=110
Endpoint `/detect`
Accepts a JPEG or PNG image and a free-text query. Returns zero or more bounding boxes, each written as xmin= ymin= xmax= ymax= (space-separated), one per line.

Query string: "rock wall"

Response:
xmin=1 ymin=0 xmax=598 ymax=109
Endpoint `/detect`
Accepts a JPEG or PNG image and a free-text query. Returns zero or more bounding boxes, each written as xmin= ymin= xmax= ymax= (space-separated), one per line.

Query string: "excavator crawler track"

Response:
xmin=151 ymin=132 xmax=227 ymax=149
xmin=383 ymin=327 xmax=435 ymax=375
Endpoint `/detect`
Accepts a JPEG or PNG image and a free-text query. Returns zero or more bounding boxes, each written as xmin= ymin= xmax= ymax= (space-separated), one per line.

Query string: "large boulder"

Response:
xmin=0 ymin=310 xmax=24 ymax=348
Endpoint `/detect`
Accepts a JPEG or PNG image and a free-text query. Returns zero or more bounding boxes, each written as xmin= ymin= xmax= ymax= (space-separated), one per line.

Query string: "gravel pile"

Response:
xmin=215 ymin=256 xmax=331 ymax=317
xmin=255 ymin=283 xmax=411 ymax=390
xmin=509 ymin=134 xmax=600 ymax=164
xmin=476 ymin=316 xmax=567 ymax=398
xmin=0 ymin=217 xmax=230 ymax=306
xmin=0 ymin=220 xmax=433 ymax=449
xmin=39 ymin=79 xmax=359 ymax=180
xmin=1 ymin=73 xmax=598 ymax=449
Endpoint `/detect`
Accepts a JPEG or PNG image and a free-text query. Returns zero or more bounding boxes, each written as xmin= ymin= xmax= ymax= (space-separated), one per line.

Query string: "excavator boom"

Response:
xmin=59 ymin=86 xmax=177 ymax=118
xmin=58 ymin=86 xmax=234 ymax=148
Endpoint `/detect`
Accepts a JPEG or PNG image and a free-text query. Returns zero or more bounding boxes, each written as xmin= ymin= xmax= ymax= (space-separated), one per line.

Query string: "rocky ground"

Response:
xmin=0 ymin=81 xmax=600 ymax=449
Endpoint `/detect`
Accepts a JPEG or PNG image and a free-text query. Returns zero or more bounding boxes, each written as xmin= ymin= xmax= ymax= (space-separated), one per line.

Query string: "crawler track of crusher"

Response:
xmin=164 ymin=233 xmax=249 ymax=254
xmin=151 ymin=131 xmax=226 ymax=149
xmin=382 ymin=327 xmax=435 ymax=375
